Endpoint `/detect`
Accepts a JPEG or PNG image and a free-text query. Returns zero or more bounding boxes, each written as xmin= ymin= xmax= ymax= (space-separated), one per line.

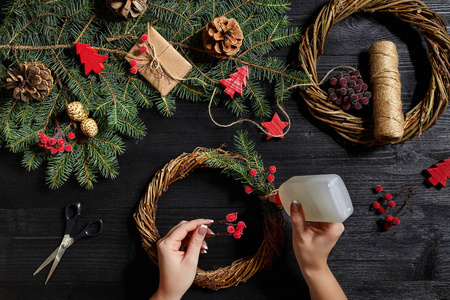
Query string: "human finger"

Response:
xmin=290 ymin=201 xmax=307 ymax=234
xmin=164 ymin=219 xmax=212 ymax=244
xmin=185 ymin=224 xmax=208 ymax=261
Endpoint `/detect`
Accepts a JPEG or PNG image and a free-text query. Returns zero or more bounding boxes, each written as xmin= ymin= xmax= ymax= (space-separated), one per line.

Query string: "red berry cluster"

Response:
xmin=129 ymin=34 xmax=149 ymax=75
xmin=327 ymin=70 xmax=372 ymax=111
xmin=244 ymin=165 xmax=277 ymax=194
xmin=370 ymin=186 xmax=413 ymax=231
xmin=37 ymin=131 xmax=75 ymax=154
xmin=212 ymin=213 xmax=247 ymax=239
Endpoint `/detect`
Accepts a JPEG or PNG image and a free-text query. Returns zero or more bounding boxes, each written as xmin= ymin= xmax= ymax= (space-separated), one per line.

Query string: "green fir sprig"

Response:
xmin=0 ymin=0 xmax=304 ymax=189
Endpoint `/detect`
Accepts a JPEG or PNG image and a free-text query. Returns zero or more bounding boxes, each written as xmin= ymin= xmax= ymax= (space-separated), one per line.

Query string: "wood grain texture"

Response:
xmin=1 ymin=0 xmax=450 ymax=299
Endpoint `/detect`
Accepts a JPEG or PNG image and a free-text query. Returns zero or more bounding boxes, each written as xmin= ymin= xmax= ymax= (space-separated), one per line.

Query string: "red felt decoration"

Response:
xmin=220 ymin=65 xmax=249 ymax=97
xmin=76 ymin=43 xmax=108 ymax=74
xmin=424 ymin=159 xmax=450 ymax=187
xmin=261 ymin=112 xmax=289 ymax=140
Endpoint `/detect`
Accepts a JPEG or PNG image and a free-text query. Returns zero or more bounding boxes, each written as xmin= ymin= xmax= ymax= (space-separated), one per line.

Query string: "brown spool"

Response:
xmin=369 ymin=41 xmax=404 ymax=142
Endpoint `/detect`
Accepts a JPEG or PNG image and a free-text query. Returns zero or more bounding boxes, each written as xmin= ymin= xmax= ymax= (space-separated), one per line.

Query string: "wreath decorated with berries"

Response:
xmin=134 ymin=132 xmax=285 ymax=290
xmin=298 ymin=0 xmax=450 ymax=146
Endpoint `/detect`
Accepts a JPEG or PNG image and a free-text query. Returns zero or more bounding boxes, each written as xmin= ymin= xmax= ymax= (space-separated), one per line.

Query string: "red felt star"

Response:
xmin=261 ymin=113 xmax=289 ymax=140
xmin=76 ymin=43 xmax=108 ymax=74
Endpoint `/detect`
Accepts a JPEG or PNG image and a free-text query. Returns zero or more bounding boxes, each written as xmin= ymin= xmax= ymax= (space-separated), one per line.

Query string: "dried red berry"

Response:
xmin=57 ymin=145 xmax=65 ymax=153
xmin=139 ymin=46 xmax=147 ymax=53
xmin=267 ymin=174 xmax=275 ymax=182
xmin=375 ymin=185 xmax=383 ymax=193
xmin=226 ymin=212 xmax=238 ymax=222
xmin=65 ymin=145 xmax=73 ymax=152
xmin=141 ymin=34 xmax=148 ymax=41
xmin=244 ymin=186 xmax=253 ymax=194
xmin=130 ymin=67 xmax=138 ymax=74
xmin=50 ymin=147 xmax=58 ymax=154
xmin=377 ymin=206 xmax=386 ymax=214
xmin=67 ymin=132 xmax=75 ymax=140
xmin=384 ymin=193 xmax=392 ymax=200
xmin=227 ymin=226 xmax=235 ymax=233
xmin=41 ymin=136 xmax=48 ymax=144
xmin=384 ymin=223 xmax=392 ymax=230
xmin=233 ymin=231 xmax=242 ymax=239
xmin=268 ymin=166 xmax=276 ymax=174
xmin=249 ymin=169 xmax=257 ymax=176
xmin=37 ymin=132 xmax=45 ymax=139
xmin=385 ymin=215 xmax=394 ymax=223
xmin=57 ymin=139 xmax=65 ymax=146
xmin=38 ymin=141 xmax=45 ymax=147
xmin=48 ymin=138 xmax=56 ymax=146
xmin=129 ymin=60 xmax=137 ymax=67
xmin=388 ymin=201 xmax=396 ymax=208
xmin=237 ymin=221 xmax=246 ymax=229
xmin=392 ymin=217 xmax=400 ymax=225
xmin=372 ymin=202 xmax=380 ymax=209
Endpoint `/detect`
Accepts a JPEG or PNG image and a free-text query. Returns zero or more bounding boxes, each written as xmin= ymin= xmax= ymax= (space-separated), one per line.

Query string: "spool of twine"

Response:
xmin=369 ymin=41 xmax=404 ymax=142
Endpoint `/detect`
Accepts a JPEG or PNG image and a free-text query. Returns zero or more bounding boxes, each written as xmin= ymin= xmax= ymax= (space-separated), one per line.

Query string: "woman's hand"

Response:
xmin=151 ymin=219 xmax=214 ymax=300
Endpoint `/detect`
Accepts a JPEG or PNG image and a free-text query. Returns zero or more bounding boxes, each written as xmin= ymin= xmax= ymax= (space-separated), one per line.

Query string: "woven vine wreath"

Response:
xmin=134 ymin=144 xmax=285 ymax=290
xmin=298 ymin=0 xmax=450 ymax=145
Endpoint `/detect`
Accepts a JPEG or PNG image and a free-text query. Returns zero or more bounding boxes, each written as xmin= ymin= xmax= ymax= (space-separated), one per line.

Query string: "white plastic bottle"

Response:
xmin=276 ymin=174 xmax=353 ymax=222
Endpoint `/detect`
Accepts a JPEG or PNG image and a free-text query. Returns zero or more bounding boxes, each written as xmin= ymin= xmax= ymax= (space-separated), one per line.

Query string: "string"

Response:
xmin=208 ymin=65 xmax=356 ymax=137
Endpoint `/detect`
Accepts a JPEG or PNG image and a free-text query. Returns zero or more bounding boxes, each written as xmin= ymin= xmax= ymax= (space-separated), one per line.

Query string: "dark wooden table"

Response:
xmin=1 ymin=1 xmax=450 ymax=299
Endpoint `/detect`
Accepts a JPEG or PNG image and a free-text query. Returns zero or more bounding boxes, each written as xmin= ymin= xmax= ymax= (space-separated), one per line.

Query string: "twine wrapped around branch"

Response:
xmin=134 ymin=147 xmax=285 ymax=290
xmin=298 ymin=0 xmax=450 ymax=146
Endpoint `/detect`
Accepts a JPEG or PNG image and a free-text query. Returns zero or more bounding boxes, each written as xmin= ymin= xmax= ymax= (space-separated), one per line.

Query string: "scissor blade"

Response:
xmin=44 ymin=245 xmax=67 ymax=285
xmin=33 ymin=247 xmax=59 ymax=276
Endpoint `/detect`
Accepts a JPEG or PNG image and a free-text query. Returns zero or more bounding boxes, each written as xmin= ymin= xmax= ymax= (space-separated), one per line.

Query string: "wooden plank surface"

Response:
xmin=1 ymin=0 xmax=450 ymax=299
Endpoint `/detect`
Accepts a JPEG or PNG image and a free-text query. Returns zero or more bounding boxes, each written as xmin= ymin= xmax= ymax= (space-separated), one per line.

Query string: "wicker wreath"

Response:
xmin=298 ymin=0 xmax=450 ymax=145
xmin=134 ymin=147 xmax=285 ymax=290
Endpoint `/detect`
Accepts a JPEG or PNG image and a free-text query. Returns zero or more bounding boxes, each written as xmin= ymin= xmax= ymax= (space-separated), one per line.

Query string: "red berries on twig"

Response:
xmin=37 ymin=127 xmax=75 ymax=155
xmin=211 ymin=213 xmax=247 ymax=239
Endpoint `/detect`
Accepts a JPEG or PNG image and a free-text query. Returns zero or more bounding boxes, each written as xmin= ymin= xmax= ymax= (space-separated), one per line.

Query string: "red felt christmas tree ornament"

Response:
xmin=424 ymin=159 xmax=450 ymax=187
xmin=220 ymin=66 xmax=249 ymax=98
xmin=76 ymin=43 xmax=108 ymax=74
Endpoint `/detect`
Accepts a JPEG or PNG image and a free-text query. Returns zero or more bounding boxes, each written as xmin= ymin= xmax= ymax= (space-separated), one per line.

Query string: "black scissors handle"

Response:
xmin=73 ymin=219 xmax=104 ymax=242
xmin=64 ymin=202 xmax=82 ymax=235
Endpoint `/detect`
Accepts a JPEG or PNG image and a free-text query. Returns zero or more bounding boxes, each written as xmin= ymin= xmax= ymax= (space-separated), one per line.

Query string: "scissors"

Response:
xmin=33 ymin=202 xmax=103 ymax=284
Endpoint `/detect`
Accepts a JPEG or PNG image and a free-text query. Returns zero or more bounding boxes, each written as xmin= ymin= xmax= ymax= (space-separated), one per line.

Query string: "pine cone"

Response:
xmin=80 ymin=118 xmax=98 ymax=138
xmin=202 ymin=17 xmax=244 ymax=59
xmin=107 ymin=0 xmax=148 ymax=19
xmin=5 ymin=62 xmax=54 ymax=102
xmin=67 ymin=101 xmax=89 ymax=122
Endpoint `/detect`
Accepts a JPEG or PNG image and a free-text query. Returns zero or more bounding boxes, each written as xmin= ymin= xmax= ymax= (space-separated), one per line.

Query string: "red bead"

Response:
xmin=392 ymin=217 xmax=400 ymax=225
xmin=65 ymin=145 xmax=73 ymax=152
xmin=377 ymin=206 xmax=386 ymax=214
xmin=226 ymin=212 xmax=238 ymax=222
xmin=268 ymin=166 xmax=276 ymax=173
xmin=141 ymin=34 xmax=148 ymax=41
xmin=139 ymin=46 xmax=147 ymax=53
xmin=48 ymin=138 xmax=56 ymax=146
xmin=249 ymin=169 xmax=257 ymax=177
xmin=244 ymin=186 xmax=253 ymax=194
xmin=385 ymin=215 xmax=394 ymax=223
xmin=388 ymin=201 xmax=396 ymax=208
xmin=67 ymin=132 xmax=75 ymax=140
xmin=237 ymin=221 xmax=246 ymax=229
xmin=384 ymin=223 xmax=392 ymax=230
xmin=227 ymin=226 xmax=235 ymax=233
xmin=384 ymin=193 xmax=392 ymax=200
xmin=372 ymin=202 xmax=380 ymax=209
xmin=233 ymin=231 xmax=242 ymax=239
xmin=130 ymin=67 xmax=138 ymax=74
xmin=57 ymin=145 xmax=65 ymax=153
xmin=129 ymin=60 xmax=137 ymax=67
xmin=57 ymin=139 xmax=65 ymax=146
xmin=375 ymin=185 xmax=383 ymax=193
xmin=37 ymin=132 xmax=45 ymax=139
xmin=50 ymin=147 xmax=58 ymax=154
xmin=267 ymin=174 xmax=275 ymax=182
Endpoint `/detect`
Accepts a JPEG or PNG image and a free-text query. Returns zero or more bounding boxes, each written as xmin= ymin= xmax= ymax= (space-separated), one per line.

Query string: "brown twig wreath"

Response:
xmin=298 ymin=0 xmax=450 ymax=145
xmin=134 ymin=133 xmax=285 ymax=290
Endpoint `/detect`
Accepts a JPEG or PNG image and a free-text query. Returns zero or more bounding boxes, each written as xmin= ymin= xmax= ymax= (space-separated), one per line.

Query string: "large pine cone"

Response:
xmin=80 ymin=118 xmax=98 ymax=138
xmin=67 ymin=101 xmax=89 ymax=122
xmin=202 ymin=17 xmax=244 ymax=59
xmin=107 ymin=0 xmax=148 ymax=19
xmin=6 ymin=62 xmax=54 ymax=102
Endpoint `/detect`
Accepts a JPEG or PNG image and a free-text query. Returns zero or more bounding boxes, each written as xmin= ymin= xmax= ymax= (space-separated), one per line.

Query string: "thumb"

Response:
xmin=185 ymin=224 xmax=207 ymax=261
xmin=290 ymin=201 xmax=307 ymax=234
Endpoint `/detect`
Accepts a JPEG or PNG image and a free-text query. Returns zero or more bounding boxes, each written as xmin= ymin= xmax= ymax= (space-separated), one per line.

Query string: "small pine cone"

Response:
xmin=6 ymin=62 xmax=54 ymax=102
xmin=67 ymin=101 xmax=89 ymax=122
xmin=202 ymin=17 xmax=244 ymax=59
xmin=80 ymin=118 xmax=98 ymax=138
xmin=107 ymin=0 xmax=148 ymax=19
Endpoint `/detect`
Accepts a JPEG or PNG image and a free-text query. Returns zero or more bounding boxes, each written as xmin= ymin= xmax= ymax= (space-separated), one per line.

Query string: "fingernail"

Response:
xmin=291 ymin=200 xmax=300 ymax=213
xmin=204 ymin=245 xmax=208 ymax=250
xmin=199 ymin=224 xmax=207 ymax=236
xmin=208 ymin=219 xmax=214 ymax=223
